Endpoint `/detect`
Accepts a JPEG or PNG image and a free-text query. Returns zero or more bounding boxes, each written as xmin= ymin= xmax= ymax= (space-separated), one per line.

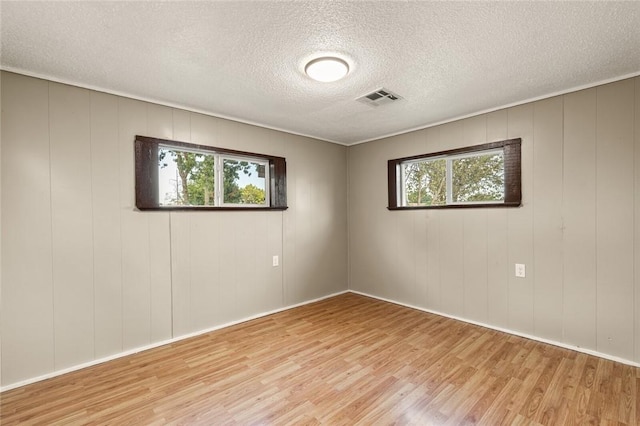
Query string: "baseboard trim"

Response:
xmin=6 ymin=287 xmax=634 ymax=392
xmin=0 ymin=289 xmax=349 ymax=392
xmin=348 ymin=289 xmax=640 ymax=368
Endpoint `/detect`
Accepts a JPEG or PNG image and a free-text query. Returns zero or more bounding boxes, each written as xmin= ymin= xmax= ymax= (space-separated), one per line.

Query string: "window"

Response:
xmin=135 ymin=135 xmax=287 ymax=210
xmin=220 ymin=156 xmax=268 ymax=206
xmin=388 ymin=138 xmax=521 ymax=209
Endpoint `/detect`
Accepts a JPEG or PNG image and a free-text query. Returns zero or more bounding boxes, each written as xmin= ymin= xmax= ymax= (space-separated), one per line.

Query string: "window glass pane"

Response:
xmin=402 ymin=158 xmax=446 ymax=206
xmin=158 ymin=147 xmax=216 ymax=206
xmin=223 ymin=158 xmax=268 ymax=205
xmin=451 ymin=151 xmax=504 ymax=203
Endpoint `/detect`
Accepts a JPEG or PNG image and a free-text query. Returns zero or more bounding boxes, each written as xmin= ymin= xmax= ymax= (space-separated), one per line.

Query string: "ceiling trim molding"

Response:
xmin=0 ymin=66 xmax=348 ymax=146
xmin=2 ymin=66 xmax=639 ymax=147
xmin=349 ymin=70 xmax=640 ymax=146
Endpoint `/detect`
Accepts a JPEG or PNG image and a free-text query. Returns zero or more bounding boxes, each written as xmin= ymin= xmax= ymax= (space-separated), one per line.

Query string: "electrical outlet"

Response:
xmin=515 ymin=263 xmax=526 ymax=278
xmin=272 ymin=255 xmax=279 ymax=267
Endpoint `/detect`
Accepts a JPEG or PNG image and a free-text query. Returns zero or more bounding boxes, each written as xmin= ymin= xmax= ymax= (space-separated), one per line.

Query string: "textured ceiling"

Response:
xmin=2 ymin=1 xmax=640 ymax=145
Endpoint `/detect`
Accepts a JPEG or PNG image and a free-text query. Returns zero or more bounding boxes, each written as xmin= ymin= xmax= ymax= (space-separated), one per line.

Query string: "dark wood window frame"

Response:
xmin=135 ymin=135 xmax=287 ymax=211
xmin=388 ymin=138 xmax=521 ymax=210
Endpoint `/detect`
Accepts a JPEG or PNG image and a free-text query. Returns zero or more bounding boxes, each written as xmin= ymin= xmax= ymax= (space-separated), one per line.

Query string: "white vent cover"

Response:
xmin=357 ymin=88 xmax=403 ymax=107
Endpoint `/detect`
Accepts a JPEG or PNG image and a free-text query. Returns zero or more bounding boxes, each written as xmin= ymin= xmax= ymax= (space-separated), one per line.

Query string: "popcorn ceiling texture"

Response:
xmin=1 ymin=1 xmax=639 ymax=145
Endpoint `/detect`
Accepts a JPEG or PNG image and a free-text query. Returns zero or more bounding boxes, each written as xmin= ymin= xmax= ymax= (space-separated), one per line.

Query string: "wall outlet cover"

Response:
xmin=515 ymin=263 xmax=526 ymax=278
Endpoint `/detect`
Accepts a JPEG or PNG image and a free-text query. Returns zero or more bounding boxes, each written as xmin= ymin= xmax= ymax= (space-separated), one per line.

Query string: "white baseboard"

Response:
xmin=0 ymin=289 xmax=350 ymax=393
xmin=348 ymin=289 xmax=640 ymax=368
xmin=6 ymin=287 xmax=635 ymax=392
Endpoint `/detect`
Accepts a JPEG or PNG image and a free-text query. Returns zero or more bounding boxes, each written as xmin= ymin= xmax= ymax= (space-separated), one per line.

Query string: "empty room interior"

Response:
xmin=2 ymin=1 xmax=640 ymax=424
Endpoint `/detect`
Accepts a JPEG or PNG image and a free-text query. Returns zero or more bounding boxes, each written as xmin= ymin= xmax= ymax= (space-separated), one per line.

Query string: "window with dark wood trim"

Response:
xmin=135 ymin=135 xmax=287 ymax=211
xmin=388 ymin=138 xmax=521 ymax=210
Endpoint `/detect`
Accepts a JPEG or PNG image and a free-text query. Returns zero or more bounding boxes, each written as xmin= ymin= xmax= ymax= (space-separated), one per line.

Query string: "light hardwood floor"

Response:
xmin=1 ymin=293 xmax=637 ymax=425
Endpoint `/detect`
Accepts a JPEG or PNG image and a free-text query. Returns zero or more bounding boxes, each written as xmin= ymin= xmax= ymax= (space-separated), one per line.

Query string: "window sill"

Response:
xmin=388 ymin=202 xmax=521 ymax=210
xmin=137 ymin=206 xmax=288 ymax=212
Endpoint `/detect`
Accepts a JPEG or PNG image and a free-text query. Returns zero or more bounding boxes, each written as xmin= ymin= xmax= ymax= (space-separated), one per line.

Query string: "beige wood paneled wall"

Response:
xmin=349 ymin=77 xmax=640 ymax=364
xmin=0 ymin=69 xmax=3 ymax=388
xmin=0 ymin=72 xmax=348 ymax=387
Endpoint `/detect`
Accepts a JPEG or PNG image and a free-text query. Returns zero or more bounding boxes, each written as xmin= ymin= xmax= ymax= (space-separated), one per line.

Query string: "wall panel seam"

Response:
xmin=89 ymin=92 xmax=96 ymax=360
xmin=47 ymin=81 xmax=56 ymax=370
xmin=634 ymin=77 xmax=637 ymax=361
xmin=593 ymin=88 xmax=600 ymax=349
xmin=560 ymin=94 xmax=566 ymax=343
xmin=117 ymin=98 xmax=124 ymax=353
xmin=146 ymin=106 xmax=152 ymax=344
xmin=169 ymin=109 xmax=176 ymax=339
xmin=529 ymin=106 xmax=534 ymax=332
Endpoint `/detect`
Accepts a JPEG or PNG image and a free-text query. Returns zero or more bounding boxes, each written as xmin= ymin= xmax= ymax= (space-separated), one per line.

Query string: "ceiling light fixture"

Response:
xmin=305 ymin=57 xmax=349 ymax=82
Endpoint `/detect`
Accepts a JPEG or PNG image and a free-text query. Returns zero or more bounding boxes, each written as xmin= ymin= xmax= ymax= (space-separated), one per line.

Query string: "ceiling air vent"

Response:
xmin=357 ymin=88 xmax=403 ymax=107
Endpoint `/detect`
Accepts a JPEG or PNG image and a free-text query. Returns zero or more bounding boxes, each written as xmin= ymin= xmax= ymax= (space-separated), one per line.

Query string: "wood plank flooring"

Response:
xmin=1 ymin=293 xmax=637 ymax=425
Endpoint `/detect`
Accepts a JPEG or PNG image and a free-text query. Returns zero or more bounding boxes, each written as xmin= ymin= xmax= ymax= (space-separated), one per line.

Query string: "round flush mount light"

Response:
xmin=305 ymin=57 xmax=349 ymax=82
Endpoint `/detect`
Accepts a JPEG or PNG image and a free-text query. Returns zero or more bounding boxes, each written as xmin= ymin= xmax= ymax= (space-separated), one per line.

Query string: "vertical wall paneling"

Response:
xmin=8 ymin=69 xmax=640 ymax=386
xmin=486 ymin=109 xmax=509 ymax=328
xmin=146 ymin=104 xmax=173 ymax=140
xmin=282 ymin=136 xmax=297 ymax=303
xmin=118 ymin=98 xmax=152 ymax=350
xmin=345 ymin=76 xmax=639 ymax=366
xmin=170 ymin=212 xmax=191 ymax=337
xmin=437 ymin=122 xmax=464 ymax=314
xmin=462 ymin=116 xmax=489 ymax=323
xmin=352 ymin=140 xmax=390 ymax=298
xmin=462 ymin=212 xmax=488 ymax=323
xmin=438 ymin=122 xmax=465 ymax=316
xmin=148 ymin=213 xmax=172 ymax=342
xmin=285 ymin=138 xmax=348 ymax=305
xmin=562 ymin=88 xmax=597 ymax=350
xmin=291 ymin=142 xmax=313 ymax=304
xmin=172 ymin=108 xmax=191 ymax=142
xmin=0 ymin=69 xmax=3 ymax=387
xmin=346 ymin=144 xmax=371 ymax=295
xmin=266 ymin=212 xmax=284 ymax=311
xmin=329 ymin=143 xmax=349 ymax=298
xmin=1 ymin=73 xmax=55 ymax=384
xmin=532 ymin=97 xmax=564 ymax=341
xmin=375 ymin=143 xmax=396 ymax=301
xmin=221 ymin=120 xmax=262 ymax=153
xmin=240 ymin=214 xmax=269 ymax=317
xmin=424 ymin=127 xmax=442 ymax=311
xmin=218 ymin=213 xmax=239 ymax=321
xmin=635 ymin=77 xmax=640 ymax=363
xmin=595 ymin=80 xmax=635 ymax=360
xmin=190 ymin=213 xmax=220 ymax=331
xmin=486 ymin=110 xmax=509 ymax=143
xmin=190 ymin=112 xmax=219 ymax=147
xmin=388 ymin=132 xmax=426 ymax=305
xmin=506 ymin=104 xmax=535 ymax=334
xmin=393 ymin=124 xmax=430 ymax=309
xmin=91 ymin=92 xmax=122 ymax=358
xmin=424 ymin=209 xmax=441 ymax=311
xmin=91 ymin=92 xmax=123 ymax=358
xmin=380 ymin=209 xmax=399 ymax=302
xmin=414 ymin=209 xmax=428 ymax=308
xmin=233 ymin=214 xmax=259 ymax=319
xmin=49 ymin=83 xmax=95 ymax=369
xmin=438 ymin=210 xmax=464 ymax=316
xmin=395 ymin=210 xmax=417 ymax=304
xmin=486 ymin=208 xmax=508 ymax=328
xmin=323 ymin=168 xmax=348 ymax=298
xmin=1 ymin=73 xmax=350 ymax=388
xmin=146 ymin=104 xmax=173 ymax=342
xmin=169 ymin=109 xmax=190 ymax=337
